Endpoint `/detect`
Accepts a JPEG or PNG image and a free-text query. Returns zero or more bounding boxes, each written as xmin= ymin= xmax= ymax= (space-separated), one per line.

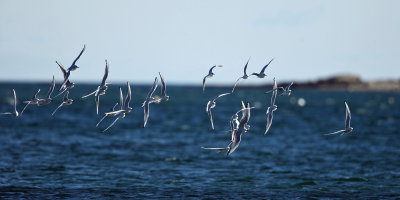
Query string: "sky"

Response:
xmin=0 ymin=0 xmax=399 ymax=85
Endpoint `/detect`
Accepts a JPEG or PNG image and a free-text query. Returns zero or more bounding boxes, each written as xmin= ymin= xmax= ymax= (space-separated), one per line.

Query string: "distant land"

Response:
xmin=233 ymin=74 xmax=400 ymax=91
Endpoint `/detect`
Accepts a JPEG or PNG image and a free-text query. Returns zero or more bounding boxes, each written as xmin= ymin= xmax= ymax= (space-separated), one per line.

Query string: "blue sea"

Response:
xmin=0 ymin=83 xmax=399 ymax=199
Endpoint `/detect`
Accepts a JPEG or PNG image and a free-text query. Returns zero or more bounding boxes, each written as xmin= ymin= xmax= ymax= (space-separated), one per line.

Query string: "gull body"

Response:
xmin=38 ymin=76 xmax=56 ymax=106
xmin=143 ymin=77 xmax=158 ymax=127
xmin=20 ymin=89 xmax=41 ymax=115
xmin=202 ymin=65 xmax=222 ymax=92
xmin=251 ymin=58 xmax=274 ymax=78
xmin=1 ymin=89 xmax=19 ymax=117
xmin=232 ymin=58 xmax=250 ymax=92
xmin=206 ymin=92 xmax=230 ymax=130
xmin=265 ymin=78 xmax=278 ymax=134
xmin=325 ymin=101 xmax=354 ymax=135
xmin=52 ymin=91 xmax=73 ymax=116
xmin=59 ymin=45 xmax=86 ymax=90
xmin=81 ymin=59 xmax=111 ymax=114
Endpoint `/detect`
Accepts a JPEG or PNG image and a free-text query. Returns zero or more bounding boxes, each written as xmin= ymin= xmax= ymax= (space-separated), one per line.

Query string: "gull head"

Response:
xmin=271 ymin=105 xmax=278 ymax=111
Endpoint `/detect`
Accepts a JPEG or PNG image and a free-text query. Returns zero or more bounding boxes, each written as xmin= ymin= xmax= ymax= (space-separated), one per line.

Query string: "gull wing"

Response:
xmin=285 ymin=82 xmax=294 ymax=91
xmin=96 ymin=115 xmax=107 ymax=127
xmin=208 ymin=65 xmax=217 ymax=74
xmin=208 ymin=108 xmax=214 ymax=130
xmin=264 ymin=108 xmax=274 ymax=134
xmin=101 ymin=60 xmax=109 ymax=86
xmin=95 ymin=93 xmax=100 ymax=115
xmin=56 ymin=61 xmax=67 ymax=79
xmin=71 ymin=44 xmax=86 ymax=66
xmin=46 ymin=76 xmax=55 ymax=99
xmin=231 ymin=77 xmax=243 ymax=93
xmin=143 ymin=102 xmax=150 ymax=127
xmin=159 ymin=72 xmax=167 ymax=96
xmin=102 ymin=116 xmax=120 ymax=133
xmin=119 ymin=87 xmax=124 ymax=110
xmin=63 ymin=91 xmax=69 ymax=102
xmin=344 ymin=101 xmax=351 ymax=129
xmin=325 ymin=130 xmax=345 ymax=135
xmin=270 ymin=78 xmax=277 ymax=106
xmin=146 ymin=77 xmax=158 ymax=99
xmin=124 ymin=82 xmax=131 ymax=108
xmin=243 ymin=57 xmax=250 ymax=76
xmin=12 ymin=89 xmax=17 ymax=113
xmin=81 ymin=90 xmax=97 ymax=98
xmin=213 ymin=92 xmax=230 ymax=102
xmin=51 ymin=103 xmax=63 ymax=116
xmin=32 ymin=89 xmax=41 ymax=99
xmin=202 ymin=76 xmax=207 ymax=92
xmin=111 ymin=103 xmax=119 ymax=111
xmin=260 ymin=58 xmax=274 ymax=74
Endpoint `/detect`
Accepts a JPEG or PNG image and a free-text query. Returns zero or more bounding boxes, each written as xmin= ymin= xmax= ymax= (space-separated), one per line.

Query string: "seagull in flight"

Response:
xmin=37 ymin=76 xmax=56 ymax=106
xmin=156 ymin=72 xmax=169 ymax=103
xmin=20 ymin=89 xmax=41 ymax=115
xmin=143 ymin=77 xmax=158 ymax=127
xmin=1 ymin=89 xmax=19 ymax=117
xmin=251 ymin=58 xmax=274 ymax=78
xmin=202 ymin=101 xmax=252 ymax=155
xmin=102 ymin=82 xmax=132 ymax=132
xmin=202 ymin=65 xmax=222 ymax=92
xmin=52 ymin=91 xmax=73 ymax=116
xmin=232 ymin=57 xmax=251 ymax=93
xmin=54 ymin=61 xmax=75 ymax=98
xmin=81 ymin=59 xmax=111 ymax=114
xmin=59 ymin=45 xmax=86 ymax=91
xmin=265 ymin=78 xmax=278 ymax=134
xmin=325 ymin=101 xmax=354 ymax=135
xmin=206 ymin=92 xmax=230 ymax=130
xmin=265 ymin=82 xmax=293 ymax=96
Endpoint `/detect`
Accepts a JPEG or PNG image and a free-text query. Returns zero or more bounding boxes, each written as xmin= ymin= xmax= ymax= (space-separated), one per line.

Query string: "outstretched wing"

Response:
xmin=71 ymin=44 xmax=86 ymax=66
xmin=119 ymin=87 xmax=124 ymax=110
xmin=51 ymin=103 xmax=63 ymax=116
xmin=202 ymin=76 xmax=207 ymax=92
xmin=208 ymin=65 xmax=217 ymax=74
xmin=260 ymin=58 xmax=274 ymax=74
xmin=47 ymin=76 xmax=55 ymax=99
xmin=32 ymin=89 xmax=41 ymax=99
xmin=214 ymin=92 xmax=230 ymax=102
xmin=56 ymin=61 xmax=67 ymax=79
xmin=81 ymin=90 xmax=97 ymax=98
xmin=208 ymin=109 xmax=214 ymax=130
xmin=159 ymin=72 xmax=166 ymax=96
xmin=12 ymin=89 xmax=17 ymax=113
xmin=264 ymin=108 xmax=274 ymax=134
xmin=124 ymin=82 xmax=131 ymax=108
xmin=270 ymin=78 xmax=277 ymax=106
xmin=243 ymin=57 xmax=250 ymax=76
xmin=102 ymin=116 xmax=120 ymax=133
xmin=285 ymin=82 xmax=294 ymax=91
xmin=344 ymin=101 xmax=351 ymax=129
xmin=143 ymin=102 xmax=150 ymax=127
xmin=146 ymin=78 xmax=158 ymax=99
xmin=231 ymin=77 xmax=242 ymax=93
xmin=101 ymin=60 xmax=109 ymax=86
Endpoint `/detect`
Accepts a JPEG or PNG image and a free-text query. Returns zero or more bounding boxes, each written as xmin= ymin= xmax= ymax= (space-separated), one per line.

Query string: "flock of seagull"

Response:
xmin=201 ymin=58 xmax=354 ymax=155
xmin=0 ymin=46 xmax=354 ymax=155
xmin=0 ymin=45 xmax=170 ymax=132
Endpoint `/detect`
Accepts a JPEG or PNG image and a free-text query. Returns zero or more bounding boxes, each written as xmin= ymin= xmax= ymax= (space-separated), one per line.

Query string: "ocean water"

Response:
xmin=0 ymin=83 xmax=399 ymax=199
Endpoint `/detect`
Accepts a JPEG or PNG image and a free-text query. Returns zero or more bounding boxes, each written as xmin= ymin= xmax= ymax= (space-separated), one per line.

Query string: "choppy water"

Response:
xmin=0 ymin=83 xmax=399 ymax=199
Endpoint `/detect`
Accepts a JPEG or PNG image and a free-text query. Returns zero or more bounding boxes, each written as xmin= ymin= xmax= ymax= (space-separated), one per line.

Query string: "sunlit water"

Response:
xmin=0 ymin=83 xmax=399 ymax=199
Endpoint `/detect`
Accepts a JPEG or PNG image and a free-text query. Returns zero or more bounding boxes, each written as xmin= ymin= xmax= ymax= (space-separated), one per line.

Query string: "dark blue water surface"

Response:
xmin=0 ymin=83 xmax=399 ymax=199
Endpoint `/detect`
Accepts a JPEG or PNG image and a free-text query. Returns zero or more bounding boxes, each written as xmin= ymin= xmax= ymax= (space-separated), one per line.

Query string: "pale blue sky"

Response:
xmin=0 ymin=0 xmax=399 ymax=85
